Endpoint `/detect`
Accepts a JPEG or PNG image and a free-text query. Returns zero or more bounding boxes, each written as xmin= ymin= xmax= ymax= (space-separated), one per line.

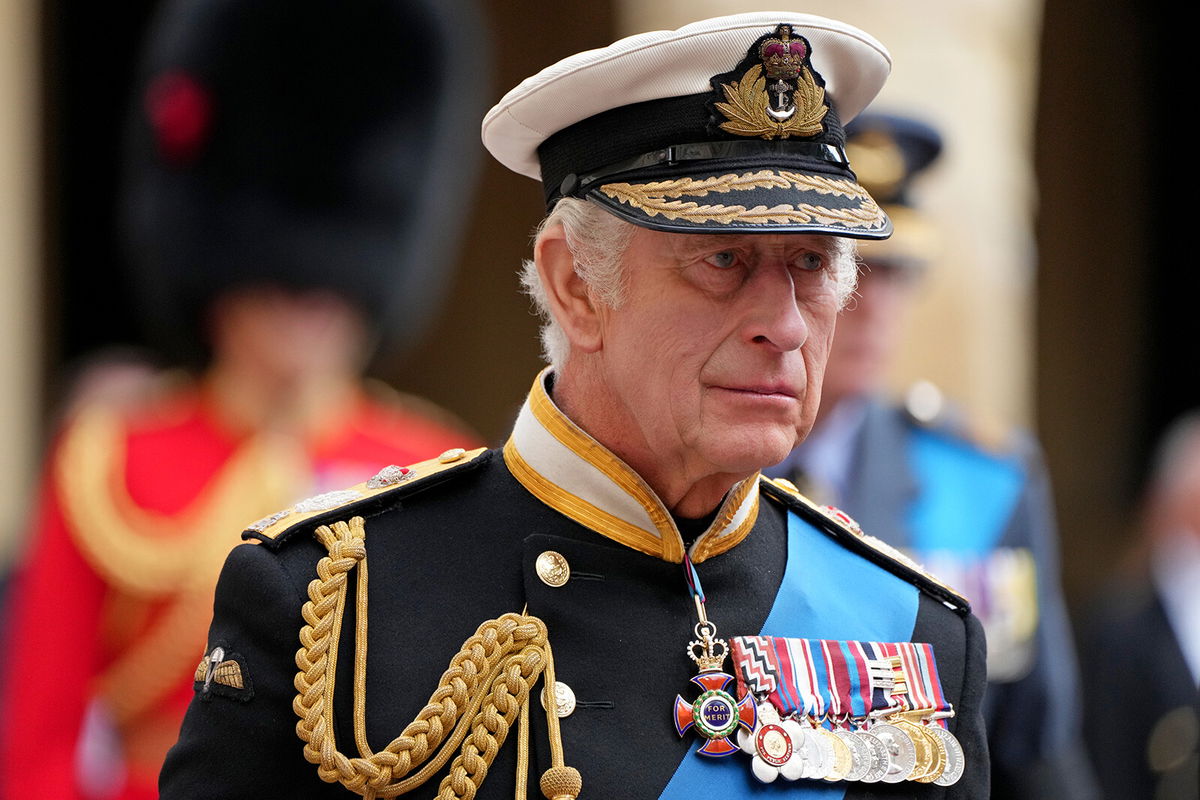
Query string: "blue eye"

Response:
xmin=706 ymin=251 xmax=737 ymax=269
xmin=798 ymin=252 xmax=824 ymax=271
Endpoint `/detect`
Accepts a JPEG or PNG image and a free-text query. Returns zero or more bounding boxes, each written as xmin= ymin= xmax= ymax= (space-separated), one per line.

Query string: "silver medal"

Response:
xmin=871 ymin=722 xmax=917 ymax=783
xmin=928 ymin=725 xmax=965 ymax=786
xmin=856 ymin=729 xmax=890 ymax=783
xmin=834 ymin=729 xmax=872 ymax=781
xmin=809 ymin=725 xmax=836 ymax=779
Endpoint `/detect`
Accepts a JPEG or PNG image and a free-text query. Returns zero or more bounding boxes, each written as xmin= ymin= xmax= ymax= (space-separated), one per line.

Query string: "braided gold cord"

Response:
xmin=294 ymin=517 xmax=571 ymax=798
xmin=54 ymin=401 xmax=300 ymax=729
xmin=57 ymin=402 xmax=303 ymax=596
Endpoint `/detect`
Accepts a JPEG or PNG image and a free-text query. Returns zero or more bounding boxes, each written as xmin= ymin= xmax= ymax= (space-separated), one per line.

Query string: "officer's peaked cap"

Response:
xmin=845 ymin=111 xmax=945 ymax=272
xmin=483 ymin=12 xmax=893 ymax=239
xmin=845 ymin=112 xmax=943 ymax=208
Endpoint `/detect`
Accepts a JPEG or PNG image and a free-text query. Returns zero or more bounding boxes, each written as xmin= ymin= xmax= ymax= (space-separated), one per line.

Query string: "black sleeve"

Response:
xmin=159 ymin=541 xmax=337 ymax=799
xmin=953 ymin=608 xmax=991 ymax=799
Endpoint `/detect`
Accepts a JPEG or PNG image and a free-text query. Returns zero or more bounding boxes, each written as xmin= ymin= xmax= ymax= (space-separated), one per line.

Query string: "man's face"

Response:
xmin=588 ymin=228 xmax=845 ymax=482
xmin=819 ymin=260 xmax=917 ymax=412
xmin=210 ymin=286 xmax=368 ymax=381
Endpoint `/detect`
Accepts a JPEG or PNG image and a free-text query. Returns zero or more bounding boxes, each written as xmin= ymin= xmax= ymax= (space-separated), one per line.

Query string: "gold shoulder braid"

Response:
xmin=294 ymin=516 xmax=580 ymax=799
xmin=54 ymin=401 xmax=302 ymax=737
xmin=56 ymin=402 xmax=303 ymax=595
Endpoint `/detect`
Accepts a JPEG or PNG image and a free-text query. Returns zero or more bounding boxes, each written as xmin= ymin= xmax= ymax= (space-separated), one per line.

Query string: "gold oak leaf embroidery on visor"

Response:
xmin=599 ymin=170 xmax=887 ymax=228
xmin=715 ymin=63 xmax=827 ymax=139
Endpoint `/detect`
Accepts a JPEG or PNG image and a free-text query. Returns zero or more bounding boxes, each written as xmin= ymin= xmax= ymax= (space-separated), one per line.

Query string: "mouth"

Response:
xmin=711 ymin=383 xmax=800 ymax=401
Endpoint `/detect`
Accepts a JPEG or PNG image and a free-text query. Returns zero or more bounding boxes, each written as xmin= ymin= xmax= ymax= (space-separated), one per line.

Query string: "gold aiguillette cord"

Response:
xmin=293 ymin=516 xmax=581 ymax=799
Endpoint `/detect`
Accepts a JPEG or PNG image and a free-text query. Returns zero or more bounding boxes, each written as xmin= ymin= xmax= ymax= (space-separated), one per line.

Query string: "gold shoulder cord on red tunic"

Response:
xmin=53 ymin=402 xmax=305 ymax=733
xmin=293 ymin=516 xmax=580 ymax=800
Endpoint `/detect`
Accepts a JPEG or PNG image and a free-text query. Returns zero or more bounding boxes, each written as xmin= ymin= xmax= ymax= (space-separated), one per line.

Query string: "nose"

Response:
xmin=742 ymin=262 xmax=809 ymax=352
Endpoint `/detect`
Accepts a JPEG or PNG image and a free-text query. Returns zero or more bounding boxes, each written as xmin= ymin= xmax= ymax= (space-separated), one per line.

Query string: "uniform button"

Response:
xmin=541 ymin=680 xmax=577 ymax=718
xmin=438 ymin=447 xmax=466 ymax=463
xmin=535 ymin=550 xmax=570 ymax=587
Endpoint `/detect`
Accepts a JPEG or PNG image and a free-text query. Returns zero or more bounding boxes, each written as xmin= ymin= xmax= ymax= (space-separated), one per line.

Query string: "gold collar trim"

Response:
xmin=503 ymin=369 xmax=759 ymax=563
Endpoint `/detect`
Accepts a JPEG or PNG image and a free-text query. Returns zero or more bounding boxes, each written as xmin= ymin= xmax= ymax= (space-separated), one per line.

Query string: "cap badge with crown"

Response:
xmin=713 ymin=24 xmax=828 ymax=139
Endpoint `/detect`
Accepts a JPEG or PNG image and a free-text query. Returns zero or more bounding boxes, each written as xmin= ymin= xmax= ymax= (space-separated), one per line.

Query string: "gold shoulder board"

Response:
xmin=242 ymin=447 xmax=488 ymax=546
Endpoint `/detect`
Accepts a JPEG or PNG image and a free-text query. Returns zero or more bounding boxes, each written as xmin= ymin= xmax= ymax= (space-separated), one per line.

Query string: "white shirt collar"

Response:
xmin=503 ymin=368 xmax=760 ymax=563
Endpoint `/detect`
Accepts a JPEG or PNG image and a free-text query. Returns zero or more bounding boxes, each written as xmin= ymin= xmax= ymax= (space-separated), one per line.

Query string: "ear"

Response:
xmin=534 ymin=223 xmax=604 ymax=353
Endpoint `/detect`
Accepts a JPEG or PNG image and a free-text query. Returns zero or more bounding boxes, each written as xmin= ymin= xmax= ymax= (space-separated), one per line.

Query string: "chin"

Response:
xmin=703 ymin=426 xmax=796 ymax=475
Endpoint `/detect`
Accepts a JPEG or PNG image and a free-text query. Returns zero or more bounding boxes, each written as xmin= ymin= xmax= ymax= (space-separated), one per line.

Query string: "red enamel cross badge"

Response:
xmin=674 ymin=670 xmax=757 ymax=756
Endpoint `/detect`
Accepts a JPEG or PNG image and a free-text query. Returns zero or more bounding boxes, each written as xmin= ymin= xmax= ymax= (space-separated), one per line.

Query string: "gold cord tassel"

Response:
xmin=294 ymin=517 xmax=581 ymax=799
xmin=537 ymin=643 xmax=582 ymax=800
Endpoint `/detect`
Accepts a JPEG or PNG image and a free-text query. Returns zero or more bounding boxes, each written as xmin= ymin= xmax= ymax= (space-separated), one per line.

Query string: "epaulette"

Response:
xmin=760 ymin=476 xmax=972 ymax=615
xmin=241 ymin=447 xmax=491 ymax=551
xmin=902 ymin=380 xmax=1015 ymax=456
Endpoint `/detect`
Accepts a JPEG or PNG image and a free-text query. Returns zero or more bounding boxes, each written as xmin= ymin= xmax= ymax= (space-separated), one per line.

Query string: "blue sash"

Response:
xmin=658 ymin=507 xmax=920 ymax=798
xmin=907 ymin=428 xmax=1023 ymax=555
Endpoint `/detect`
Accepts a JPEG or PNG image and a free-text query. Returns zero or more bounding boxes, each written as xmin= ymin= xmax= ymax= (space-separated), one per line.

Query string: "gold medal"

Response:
xmin=815 ymin=727 xmax=853 ymax=781
xmin=893 ymin=718 xmax=941 ymax=781
xmin=908 ymin=719 xmax=948 ymax=783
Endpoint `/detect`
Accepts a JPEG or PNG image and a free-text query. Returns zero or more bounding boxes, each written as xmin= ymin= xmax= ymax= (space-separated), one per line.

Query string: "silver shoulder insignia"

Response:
xmin=243 ymin=447 xmax=488 ymax=541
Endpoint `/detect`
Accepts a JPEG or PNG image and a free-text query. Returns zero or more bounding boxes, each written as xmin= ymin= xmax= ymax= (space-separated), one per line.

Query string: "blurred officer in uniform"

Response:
xmin=0 ymin=1 xmax=483 ymax=798
xmin=1081 ymin=412 xmax=1200 ymax=800
xmin=766 ymin=112 xmax=1096 ymax=798
xmin=159 ymin=13 xmax=990 ymax=799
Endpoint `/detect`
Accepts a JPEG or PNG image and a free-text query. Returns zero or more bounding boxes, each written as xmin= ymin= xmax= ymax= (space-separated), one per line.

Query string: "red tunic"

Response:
xmin=0 ymin=381 xmax=479 ymax=800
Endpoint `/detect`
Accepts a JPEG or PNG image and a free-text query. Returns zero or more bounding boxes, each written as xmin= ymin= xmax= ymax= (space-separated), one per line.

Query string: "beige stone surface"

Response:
xmin=0 ymin=0 xmax=41 ymax=562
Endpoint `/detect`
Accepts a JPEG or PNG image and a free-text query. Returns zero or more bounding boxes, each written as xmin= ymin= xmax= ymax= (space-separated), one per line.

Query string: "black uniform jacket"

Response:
xmin=1081 ymin=577 xmax=1200 ymax=800
xmin=160 ymin=376 xmax=989 ymax=799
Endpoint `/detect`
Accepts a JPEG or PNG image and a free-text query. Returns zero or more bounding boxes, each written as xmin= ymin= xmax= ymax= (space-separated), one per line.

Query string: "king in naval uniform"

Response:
xmin=160 ymin=12 xmax=990 ymax=799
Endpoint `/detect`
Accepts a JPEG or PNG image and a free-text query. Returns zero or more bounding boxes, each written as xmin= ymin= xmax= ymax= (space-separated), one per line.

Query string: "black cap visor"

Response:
xmin=585 ymin=159 xmax=892 ymax=238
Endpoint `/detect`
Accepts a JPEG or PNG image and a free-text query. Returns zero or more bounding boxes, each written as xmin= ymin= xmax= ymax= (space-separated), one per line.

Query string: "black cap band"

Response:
xmin=553 ymin=139 xmax=850 ymax=204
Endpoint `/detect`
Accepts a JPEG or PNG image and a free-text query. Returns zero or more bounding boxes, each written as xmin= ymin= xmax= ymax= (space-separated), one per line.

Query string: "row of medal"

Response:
xmin=729 ymin=636 xmax=965 ymax=786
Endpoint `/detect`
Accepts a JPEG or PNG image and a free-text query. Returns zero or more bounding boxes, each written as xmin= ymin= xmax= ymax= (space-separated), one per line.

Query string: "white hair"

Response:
xmin=520 ymin=198 xmax=635 ymax=367
xmin=520 ymin=197 xmax=860 ymax=368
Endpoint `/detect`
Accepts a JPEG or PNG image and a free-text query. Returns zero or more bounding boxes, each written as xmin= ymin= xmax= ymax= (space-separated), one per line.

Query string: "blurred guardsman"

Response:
xmin=1081 ymin=412 xmax=1200 ymax=800
xmin=0 ymin=1 xmax=482 ymax=798
xmin=160 ymin=13 xmax=990 ymax=799
xmin=766 ymin=113 xmax=1096 ymax=798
